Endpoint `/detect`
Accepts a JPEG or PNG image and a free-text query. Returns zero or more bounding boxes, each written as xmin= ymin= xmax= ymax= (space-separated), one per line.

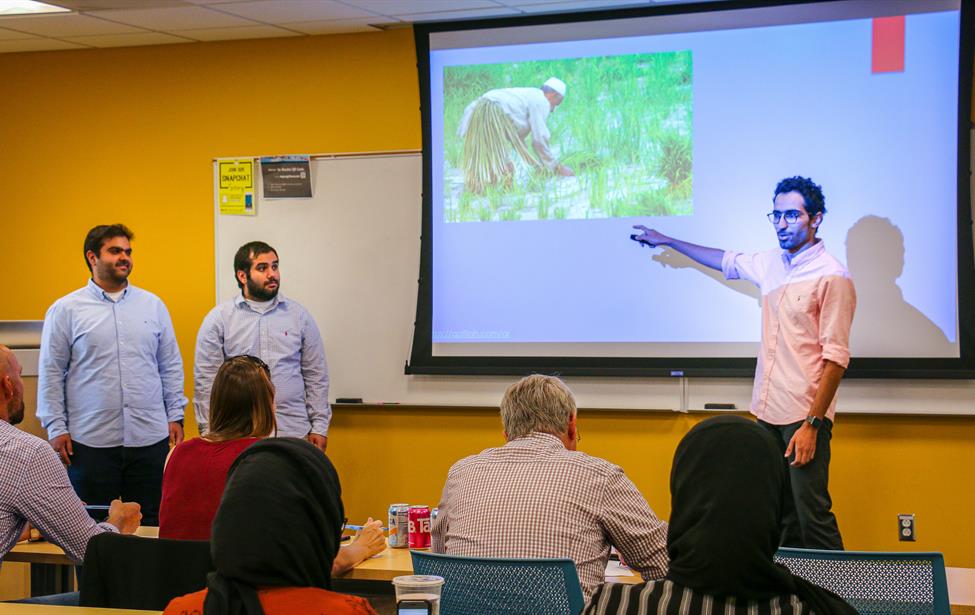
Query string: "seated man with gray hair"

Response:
xmin=431 ymin=374 xmax=668 ymax=602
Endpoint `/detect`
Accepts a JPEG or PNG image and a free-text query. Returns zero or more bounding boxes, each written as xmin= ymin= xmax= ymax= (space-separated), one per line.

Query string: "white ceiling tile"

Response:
xmin=0 ymin=13 xmax=145 ymax=36
xmin=0 ymin=26 xmax=38 ymax=39
xmin=515 ymin=0 xmax=647 ymax=12
xmin=280 ymin=16 xmax=398 ymax=35
xmin=63 ymin=30 xmax=192 ymax=47
xmin=92 ymin=6 xmax=260 ymax=30
xmin=500 ymin=0 xmax=626 ymax=5
xmin=50 ymin=1 xmax=186 ymax=9
xmin=0 ymin=37 xmax=88 ymax=52
xmin=214 ymin=0 xmax=375 ymax=24
xmin=182 ymin=0 xmax=246 ymax=4
xmin=343 ymin=0 xmax=500 ymax=16
xmin=173 ymin=23 xmax=302 ymax=41
xmin=401 ymin=6 xmax=520 ymax=21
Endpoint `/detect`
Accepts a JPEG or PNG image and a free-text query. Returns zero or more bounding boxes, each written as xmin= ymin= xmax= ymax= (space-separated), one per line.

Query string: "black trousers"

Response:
xmin=758 ymin=419 xmax=844 ymax=550
xmin=67 ymin=438 xmax=169 ymax=526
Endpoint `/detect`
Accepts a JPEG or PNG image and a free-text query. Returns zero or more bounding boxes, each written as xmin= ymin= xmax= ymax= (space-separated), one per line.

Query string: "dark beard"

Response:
xmin=246 ymin=276 xmax=279 ymax=302
xmin=8 ymin=401 xmax=24 ymax=425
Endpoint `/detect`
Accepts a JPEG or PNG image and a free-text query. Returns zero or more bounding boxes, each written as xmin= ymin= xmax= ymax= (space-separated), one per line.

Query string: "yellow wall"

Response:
xmin=1 ymin=28 xmax=973 ymax=570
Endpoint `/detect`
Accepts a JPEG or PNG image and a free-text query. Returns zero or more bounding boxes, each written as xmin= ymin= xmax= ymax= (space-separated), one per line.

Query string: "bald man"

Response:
xmin=0 ymin=345 xmax=142 ymax=567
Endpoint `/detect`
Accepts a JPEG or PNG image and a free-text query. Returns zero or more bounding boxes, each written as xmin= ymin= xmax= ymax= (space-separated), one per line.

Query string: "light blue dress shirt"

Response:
xmin=193 ymin=293 xmax=331 ymax=437
xmin=37 ymin=279 xmax=187 ymax=448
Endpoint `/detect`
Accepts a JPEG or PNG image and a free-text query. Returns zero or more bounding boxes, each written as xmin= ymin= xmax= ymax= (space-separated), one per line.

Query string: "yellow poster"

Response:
xmin=217 ymin=159 xmax=255 ymax=215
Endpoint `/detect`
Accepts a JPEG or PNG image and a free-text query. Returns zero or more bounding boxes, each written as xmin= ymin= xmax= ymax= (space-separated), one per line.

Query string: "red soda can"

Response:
xmin=408 ymin=505 xmax=431 ymax=549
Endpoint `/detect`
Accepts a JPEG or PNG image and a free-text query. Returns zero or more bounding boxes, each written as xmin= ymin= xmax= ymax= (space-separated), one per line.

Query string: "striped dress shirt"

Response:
xmin=585 ymin=579 xmax=815 ymax=615
xmin=432 ymin=432 xmax=669 ymax=601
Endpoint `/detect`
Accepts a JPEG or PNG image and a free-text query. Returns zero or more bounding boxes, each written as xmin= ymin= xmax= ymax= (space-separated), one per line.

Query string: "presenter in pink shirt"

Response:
xmin=631 ymin=176 xmax=855 ymax=550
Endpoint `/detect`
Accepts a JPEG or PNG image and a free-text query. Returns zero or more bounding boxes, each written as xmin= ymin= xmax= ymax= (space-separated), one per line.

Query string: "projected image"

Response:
xmin=442 ymin=51 xmax=693 ymax=223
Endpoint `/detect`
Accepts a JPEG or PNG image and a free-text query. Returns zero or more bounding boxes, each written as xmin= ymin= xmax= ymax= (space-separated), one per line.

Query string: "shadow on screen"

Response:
xmin=846 ymin=215 xmax=952 ymax=356
xmin=652 ymin=247 xmax=760 ymax=303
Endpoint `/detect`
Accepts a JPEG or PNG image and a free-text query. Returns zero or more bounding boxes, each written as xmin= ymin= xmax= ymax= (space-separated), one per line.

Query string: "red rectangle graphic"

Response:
xmin=872 ymin=16 xmax=905 ymax=73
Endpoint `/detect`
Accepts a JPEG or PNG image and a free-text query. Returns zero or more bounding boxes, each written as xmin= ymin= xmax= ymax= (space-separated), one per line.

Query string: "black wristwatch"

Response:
xmin=805 ymin=415 xmax=823 ymax=429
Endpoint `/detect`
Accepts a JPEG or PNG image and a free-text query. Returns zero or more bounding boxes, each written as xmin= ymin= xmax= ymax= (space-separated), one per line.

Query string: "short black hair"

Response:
xmin=774 ymin=176 xmax=826 ymax=216
xmin=83 ymin=224 xmax=133 ymax=273
xmin=233 ymin=241 xmax=277 ymax=289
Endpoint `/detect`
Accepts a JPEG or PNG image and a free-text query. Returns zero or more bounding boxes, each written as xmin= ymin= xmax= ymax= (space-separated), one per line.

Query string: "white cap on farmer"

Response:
xmin=543 ymin=77 xmax=566 ymax=97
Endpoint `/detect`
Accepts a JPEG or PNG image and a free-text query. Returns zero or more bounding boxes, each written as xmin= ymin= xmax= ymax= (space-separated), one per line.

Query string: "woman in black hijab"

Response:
xmin=164 ymin=438 xmax=377 ymax=615
xmin=585 ymin=416 xmax=856 ymax=615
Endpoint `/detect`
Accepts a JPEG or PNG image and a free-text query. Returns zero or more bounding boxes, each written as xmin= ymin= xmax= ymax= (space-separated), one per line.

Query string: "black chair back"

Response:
xmin=79 ymin=532 xmax=213 ymax=610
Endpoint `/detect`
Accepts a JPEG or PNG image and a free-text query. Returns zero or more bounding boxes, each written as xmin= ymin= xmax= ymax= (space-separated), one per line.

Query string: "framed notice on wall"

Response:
xmin=260 ymin=155 xmax=312 ymax=198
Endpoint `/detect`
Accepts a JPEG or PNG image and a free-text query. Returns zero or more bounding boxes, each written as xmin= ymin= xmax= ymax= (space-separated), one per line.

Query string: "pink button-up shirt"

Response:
xmin=722 ymin=241 xmax=856 ymax=425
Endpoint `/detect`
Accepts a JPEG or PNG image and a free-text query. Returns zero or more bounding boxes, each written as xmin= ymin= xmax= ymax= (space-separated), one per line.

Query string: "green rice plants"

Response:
xmin=588 ymin=164 xmax=608 ymax=212
xmin=500 ymin=208 xmax=520 ymax=221
xmin=443 ymin=49 xmax=693 ymax=221
xmin=654 ymin=131 xmax=692 ymax=189
xmin=457 ymin=191 xmax=474 ymax=222
xmin=537 ymin=190 xmax=552 ymax=220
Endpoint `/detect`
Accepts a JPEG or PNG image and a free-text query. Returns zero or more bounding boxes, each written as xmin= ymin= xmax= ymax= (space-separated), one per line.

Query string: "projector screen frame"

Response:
xmin=408 ymin=0 xmax=975 ymax=379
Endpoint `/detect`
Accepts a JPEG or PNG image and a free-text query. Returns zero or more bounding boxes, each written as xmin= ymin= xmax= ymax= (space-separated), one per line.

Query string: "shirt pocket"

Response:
xmin=783 ymin=288 xmax=819 ymax=327
xmin=273 ymin=326 xmax=303 ymax=365
xmin=131 ymin=317 xmax=163 ymax=356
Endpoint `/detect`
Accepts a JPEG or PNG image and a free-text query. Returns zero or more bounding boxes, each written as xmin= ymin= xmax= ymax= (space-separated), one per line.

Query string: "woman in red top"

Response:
xmin=164 ymin=438 xmax=378 ymax=615
xmin=159 ymin=355 xmax=385 ymax=573
xmin=159 ymin=355 xmax=275 ymax=541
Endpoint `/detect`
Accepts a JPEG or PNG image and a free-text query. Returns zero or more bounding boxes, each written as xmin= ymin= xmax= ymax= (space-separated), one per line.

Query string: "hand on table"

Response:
xmin=107 ymin=499 xmax=142 ymax=534
xmin=352 ymin=517 xmax=386 ymax=557
xmin=332 ymin=517 xmax=386 ymax=575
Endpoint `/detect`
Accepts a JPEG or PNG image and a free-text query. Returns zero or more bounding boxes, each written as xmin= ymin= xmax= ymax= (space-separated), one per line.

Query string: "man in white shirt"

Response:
xmin=458 ymin=77 xmax=575 ymax=193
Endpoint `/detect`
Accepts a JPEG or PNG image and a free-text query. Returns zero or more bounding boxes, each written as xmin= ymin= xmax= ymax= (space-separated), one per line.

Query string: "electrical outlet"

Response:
xmin=898 ymin=514 xmax=916 ymax=541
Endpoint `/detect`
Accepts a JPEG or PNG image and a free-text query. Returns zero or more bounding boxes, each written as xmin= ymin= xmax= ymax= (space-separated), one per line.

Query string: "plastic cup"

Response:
xmin=392 ymin=575 xmax=445 ymax=615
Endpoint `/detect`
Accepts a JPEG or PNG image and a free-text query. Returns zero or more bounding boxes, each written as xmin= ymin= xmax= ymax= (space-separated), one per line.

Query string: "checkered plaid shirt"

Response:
xmin=432 ymin=432 xmax=669 ymax=601
xmin=0 ymin=421 xmax=116 ymax=565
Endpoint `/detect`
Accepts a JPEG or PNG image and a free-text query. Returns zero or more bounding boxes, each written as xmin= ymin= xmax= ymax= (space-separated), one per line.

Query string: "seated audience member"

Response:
xmin=159 ymin=355 xmax=272 ymax=540
xmin=585 ymin=416 xmax=857 ymax=615
xmin=159 ymin=355 xmax=382 ymax=573
xmin=164 ymin=438 xmax=378 ymax=615
xmin=432 ymin=374 xmax=668 ymax=601
xmin=0 ymin=344 xmax=142 ymax=564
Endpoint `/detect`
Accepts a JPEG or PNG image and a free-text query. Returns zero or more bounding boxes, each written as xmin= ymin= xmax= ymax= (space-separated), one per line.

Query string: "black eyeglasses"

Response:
xmin=233 ymin=354 xmax=270 ymax=375
xmin=767 ymin=210 xmax=804 ymax=225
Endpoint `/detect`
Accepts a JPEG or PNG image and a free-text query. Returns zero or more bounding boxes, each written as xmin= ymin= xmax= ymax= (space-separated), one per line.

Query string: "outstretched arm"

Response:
xmin=631 ymin=225 xmax=724 ymax=271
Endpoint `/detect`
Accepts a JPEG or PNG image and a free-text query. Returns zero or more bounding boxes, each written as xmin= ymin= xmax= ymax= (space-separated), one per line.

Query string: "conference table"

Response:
xmin=337 ymin=540 xmax=639 ymax=584
xmin=5 ymin=527 xmax=639 ymax=596
xmin=5 ymin=527 xmax=160 ymax=597
xmin=6 ymin=531 xmax=975 ymax=614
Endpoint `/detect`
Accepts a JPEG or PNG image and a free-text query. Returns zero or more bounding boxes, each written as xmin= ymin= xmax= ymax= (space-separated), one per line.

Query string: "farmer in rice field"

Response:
xmin=458 ymin=76 xmax=575 ymax=193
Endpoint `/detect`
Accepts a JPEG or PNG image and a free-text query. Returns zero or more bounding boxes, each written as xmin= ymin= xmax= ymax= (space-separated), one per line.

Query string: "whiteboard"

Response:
xmin=213 ymin=154 xmax=975 ymax=415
